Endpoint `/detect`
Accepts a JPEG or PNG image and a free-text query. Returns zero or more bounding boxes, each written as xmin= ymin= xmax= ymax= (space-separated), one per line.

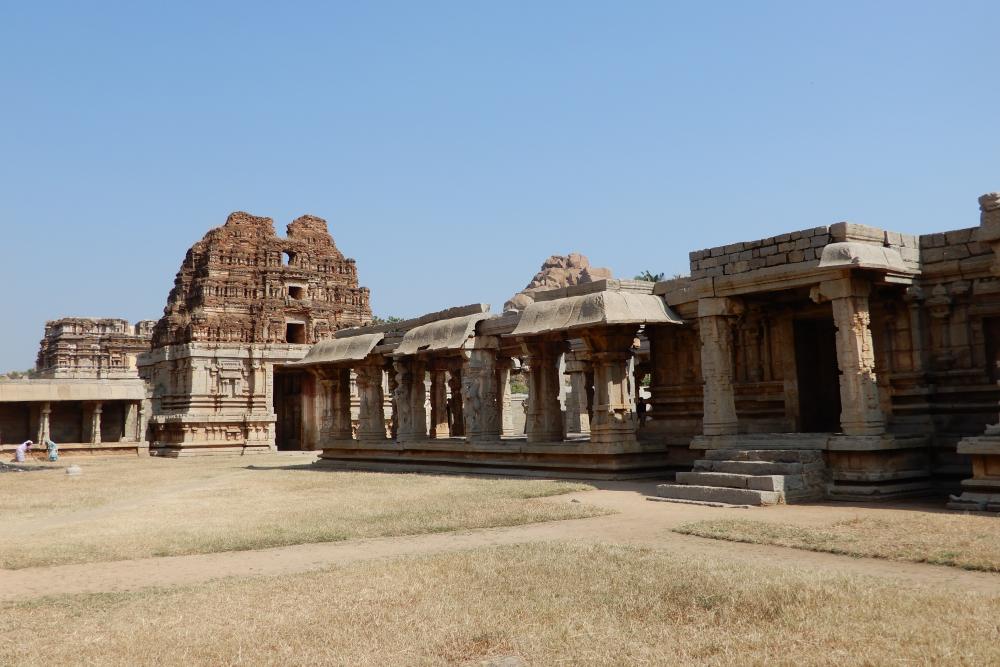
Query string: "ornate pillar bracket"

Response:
xmin=813 ymin=277 xmax=886 ymax=436
xmin=520 ymin=338 xmax=567 ymax=443
xmin=355 ymin=361 xmax=387 ymax=441
xmin=462 ymin=336 xmax=502 ymax=442
xmin=698 ymin=297 xmax=743 ymax=436
xmin=581 ymin=327 xmax=638 ymax=446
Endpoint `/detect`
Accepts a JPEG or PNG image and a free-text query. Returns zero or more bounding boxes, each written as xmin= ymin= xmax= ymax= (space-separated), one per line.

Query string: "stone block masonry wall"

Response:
xmin=919 ymin=227 xmax=992 ymax=272
xmin=689 ymin=227 xmax=832 ymax=279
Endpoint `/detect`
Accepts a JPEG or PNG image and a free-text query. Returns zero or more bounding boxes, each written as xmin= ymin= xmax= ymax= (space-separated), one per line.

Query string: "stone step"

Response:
xmin=676 ymin=471 xmax=785 ymax=492
xmin=693 ymin=459 xmax=805 ymax=476
xmin=656 ymin=483 xmax=783 ymax=506
xmin=702 ymin=449 xmax=824 ymax=464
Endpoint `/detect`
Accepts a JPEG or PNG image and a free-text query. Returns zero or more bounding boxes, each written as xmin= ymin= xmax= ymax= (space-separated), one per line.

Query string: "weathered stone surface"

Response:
xmin=36 ymin=318 xmax=155 ymax=380
xmin=655 ymin=483 xmax=783 ymax=506
xmin=504 ymin=253 xmax=612 ymax=312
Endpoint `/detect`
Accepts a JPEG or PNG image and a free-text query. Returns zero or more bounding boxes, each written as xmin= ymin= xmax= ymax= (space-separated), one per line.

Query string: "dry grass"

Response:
xmin=3 ymin=541 xmax=999 ymax=666
xmin=0 ymin=455 xmax=602 ymax=569
xmin=675 ymin=513 xmax=1000 ymax=572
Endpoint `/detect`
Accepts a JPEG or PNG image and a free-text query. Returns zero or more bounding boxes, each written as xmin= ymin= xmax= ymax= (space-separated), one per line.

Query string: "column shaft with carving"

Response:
xmin=428 ymin=369 xmax=450 ymax=438
xmin=582 ymin=327 xmax=637 ymax=446
xmin=495 ymin=358 xmax=515 ymax=437
xmin=463 ymin=345 xmax=502 ymax=442
xmin=356 ymin=362 xmax=387 ymax=441
xmin=698 ymin=298 xmax=741 ymax=436
xmin=522 ymin=339 xmax=566 ymax=443
xmin=564 ymin=351 xmax=592 ymax=435
xmin=447 ymin=368 xmax=464 ymax=437
xmin=815 ymin=278 xmax=886 ymax=435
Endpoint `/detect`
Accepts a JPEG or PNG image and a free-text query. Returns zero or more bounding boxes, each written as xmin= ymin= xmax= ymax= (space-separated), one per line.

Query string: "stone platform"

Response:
xmin=317 ymin=436 xmax=673 ymax=480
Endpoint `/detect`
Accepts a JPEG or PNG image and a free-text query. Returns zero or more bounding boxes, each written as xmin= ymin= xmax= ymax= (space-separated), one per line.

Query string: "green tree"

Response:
xmin=633 ymin=271 xmax=665 ymax=282
xmin=370 ymin=315 xmax=404 ymax=326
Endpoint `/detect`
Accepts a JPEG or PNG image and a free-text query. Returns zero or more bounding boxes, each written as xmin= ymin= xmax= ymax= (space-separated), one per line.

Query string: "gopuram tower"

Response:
xmin=138 ymin=212 xmax=372 ymax=456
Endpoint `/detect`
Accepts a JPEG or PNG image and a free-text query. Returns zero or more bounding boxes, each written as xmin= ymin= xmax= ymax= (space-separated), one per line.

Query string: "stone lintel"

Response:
xmin=812 ymin=276 xmax=871 ymax=302
xmin=697 ymin=297 xmax=744 ymax=319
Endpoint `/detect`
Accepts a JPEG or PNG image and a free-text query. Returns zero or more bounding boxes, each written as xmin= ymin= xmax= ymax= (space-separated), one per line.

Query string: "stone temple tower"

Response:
xmin=138 ymin=211 xmax=372 ymax=456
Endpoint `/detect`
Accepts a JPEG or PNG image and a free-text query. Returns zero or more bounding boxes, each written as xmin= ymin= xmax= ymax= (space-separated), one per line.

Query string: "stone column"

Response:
xmin=428 ymin=368 xmax=450 ymax=438
xmin=91 ymin=402 xmax=103 ymax=444
xmin=698 ymin=297 xmax=742 ymax=436
xmin=463 ymin=343 xmax=501 ymax=442
xmin=37 ymin=401 xmax=51 ymax=444
xmin=355 ymin=362 xmax=387 ymax=441
xmin=393 ymin=357 xmax=426 ymax=442
xmin=564 ymin=351 xmax=592 ymax=435
xmin=124 ymin=401 xmax=138 ymax=442
xmin=814 ymin=278 xmax=886 ymax=435
xmin=583 ymin=327 xmax=638 ymax=446
xmin=329 ymin=368 xmax=353 ymax=439
xmin=447 ymin=368 xmax=464 ymax=437
xmin=979 ymin=192 xmax=1000 ymax=275
xmin=495 ymin=358 xmax=515 ymax=437
xmin=521 ymin=339 xmax=565 ymax=443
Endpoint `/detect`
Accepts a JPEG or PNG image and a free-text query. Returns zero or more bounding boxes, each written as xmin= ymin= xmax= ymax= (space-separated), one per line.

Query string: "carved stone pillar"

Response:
xmin=393 ymin=357 xmax=426 ymax=442
xmin=447 ymin=368 xmax=464 ymax=437
xmin=123 ymin=401 xmax=138 ymax=442
xmin=428 ymin=368 xmax=450 ymax=438
xmin=582 ymin=327 xmax=638 ymax=446
xmin=521 ymin=339 xmax=565 ymax=443
xmin=564 ymin=351 xmax=592 ymax=435
xmin=37 ymin=401 xmax=51 ymax=444
xmin=91 ymin=402 xmax=103 ymax=444
xmin=462 ymin=344 xmax=501 ymax=442
xmin=329 ymin=368 xmax=353 ymax=439
xmin=355 ymin=362 xmax=387 ymax=441
xmin=495 ymin=358 xmax=515 ymax=437
xmin=698 ymin=298 xmax=742 ymax=436
xmin=814 ymin=278 xmax=886 ymax=435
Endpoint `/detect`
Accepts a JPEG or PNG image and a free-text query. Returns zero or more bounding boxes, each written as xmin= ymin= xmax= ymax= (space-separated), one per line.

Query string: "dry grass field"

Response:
xmin=4 ymin=541 xmax=999 ymax=666
xmin=0 ymin=455 xmax=603 ymax=569
xmin=675 ymin=513 xmax=1000 ymax=572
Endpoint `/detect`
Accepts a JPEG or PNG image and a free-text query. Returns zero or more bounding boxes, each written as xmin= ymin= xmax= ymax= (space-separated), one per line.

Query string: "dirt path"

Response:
xmin=3 ymin=483 xmax=998 ymax=602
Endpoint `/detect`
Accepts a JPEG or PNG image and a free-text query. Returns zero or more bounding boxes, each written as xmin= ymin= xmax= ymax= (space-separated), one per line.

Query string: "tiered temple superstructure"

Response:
xmin=137 ymin=211 xmax=371 ymax=456
xmin=36 ymin=317 xmax=155 ymax=379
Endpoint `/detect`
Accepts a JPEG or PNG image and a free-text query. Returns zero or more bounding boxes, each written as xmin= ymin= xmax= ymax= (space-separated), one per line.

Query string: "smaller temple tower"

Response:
xmin=138 ymin=212 xmax=371 ymax=456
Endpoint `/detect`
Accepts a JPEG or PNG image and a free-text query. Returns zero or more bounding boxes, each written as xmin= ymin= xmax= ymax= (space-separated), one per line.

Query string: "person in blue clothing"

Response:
xmin=45 ymin=438 xmax=58 ymax=461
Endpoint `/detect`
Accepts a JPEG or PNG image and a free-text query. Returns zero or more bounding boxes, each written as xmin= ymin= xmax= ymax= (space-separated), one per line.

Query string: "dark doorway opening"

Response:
xmin=985 ymin=318 xmax=1000 ymax=383
xmin=273 ymin=368 xmax=305 ymax=450
xmin=285 ymin=322 xmax=306 ymax=344
xmin=794 ymin=318 xmax=842 ymax=432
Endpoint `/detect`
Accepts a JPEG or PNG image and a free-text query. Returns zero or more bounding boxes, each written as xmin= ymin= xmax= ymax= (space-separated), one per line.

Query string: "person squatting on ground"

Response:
xmin=13 ymin=440 xmax=32 ymax=462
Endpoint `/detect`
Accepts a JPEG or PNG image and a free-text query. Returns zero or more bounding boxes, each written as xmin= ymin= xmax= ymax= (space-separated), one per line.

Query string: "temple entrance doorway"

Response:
xmin=794 ymin=317 xmax=842 ymax=433
xmin=273 ymin=367 xmax=305 ymax=450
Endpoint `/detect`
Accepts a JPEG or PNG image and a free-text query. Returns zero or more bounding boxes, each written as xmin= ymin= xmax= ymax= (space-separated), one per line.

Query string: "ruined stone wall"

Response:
xmin=36 ymin=317 xmax=155 ymax=379
xmin=852 ymin=224 xmax=1000 ymax=480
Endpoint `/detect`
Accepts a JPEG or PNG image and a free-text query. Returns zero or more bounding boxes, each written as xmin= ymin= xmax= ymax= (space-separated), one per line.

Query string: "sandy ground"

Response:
xmin=3 ymin=480 xmax=998 ymax=602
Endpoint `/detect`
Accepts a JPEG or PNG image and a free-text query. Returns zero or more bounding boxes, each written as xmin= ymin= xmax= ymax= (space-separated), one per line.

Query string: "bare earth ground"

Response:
xmin=675 ymin=512 xmax=1000 ymax=572
xmin=3 ymin=456 xmax=1000 ymax=664
xmin=0 ymin=453 xmax=600 ymax=569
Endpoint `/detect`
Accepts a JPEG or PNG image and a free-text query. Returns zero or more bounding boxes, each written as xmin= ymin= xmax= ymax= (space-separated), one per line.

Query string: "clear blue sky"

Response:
xmin=1 ymin=1 xmax=997 ymax=371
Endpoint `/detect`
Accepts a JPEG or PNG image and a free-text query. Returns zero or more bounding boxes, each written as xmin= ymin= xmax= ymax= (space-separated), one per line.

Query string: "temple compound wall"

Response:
xmin=0 ymin=318 xmax=153 ymax=456
xmin=291 ymin=190 xmax=1000 ymax=507
xmin=137 ymin=211 xmax=372 ymax=456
